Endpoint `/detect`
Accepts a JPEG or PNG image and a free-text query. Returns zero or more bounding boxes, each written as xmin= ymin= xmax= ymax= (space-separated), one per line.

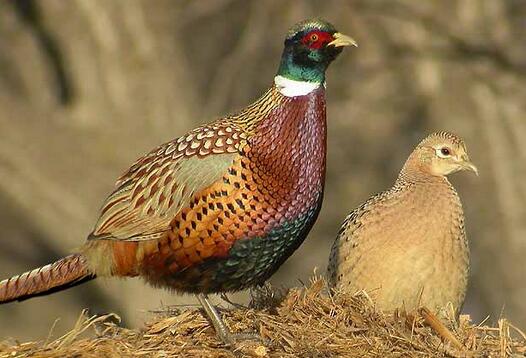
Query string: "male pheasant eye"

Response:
xmin=310 ymin=33 xmax=319 ymax=42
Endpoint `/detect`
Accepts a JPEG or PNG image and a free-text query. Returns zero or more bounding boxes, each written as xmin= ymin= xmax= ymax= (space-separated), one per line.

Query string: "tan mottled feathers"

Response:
xmin=0 ymin=254 xmax=93 ymax=303
xmin=328 ymin=132 xmax=475 ymax=317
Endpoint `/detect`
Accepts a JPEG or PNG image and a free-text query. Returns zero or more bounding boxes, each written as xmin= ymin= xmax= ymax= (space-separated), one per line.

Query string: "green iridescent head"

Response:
xmin=277 ymin=19 xmax=356 ymax=83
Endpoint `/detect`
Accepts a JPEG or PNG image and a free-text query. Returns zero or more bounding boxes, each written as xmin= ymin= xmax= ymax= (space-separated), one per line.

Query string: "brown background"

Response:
xmin=0 ymin=0 xmax=525 ymax=341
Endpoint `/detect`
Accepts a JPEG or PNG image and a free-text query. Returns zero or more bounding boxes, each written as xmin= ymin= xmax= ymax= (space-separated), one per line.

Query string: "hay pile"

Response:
xmin=1 ymin=278 xmax=525 ymax=357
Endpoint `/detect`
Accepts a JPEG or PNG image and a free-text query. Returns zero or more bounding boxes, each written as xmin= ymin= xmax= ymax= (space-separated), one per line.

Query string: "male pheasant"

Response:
xmin=0 ymin=19 xmax=355 ymax=344
xmin=328 ymin=132 xmax=477 ymax=317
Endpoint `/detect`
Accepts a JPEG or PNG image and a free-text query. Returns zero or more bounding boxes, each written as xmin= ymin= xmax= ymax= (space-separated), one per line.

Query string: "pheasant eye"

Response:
xmin=436 ymin=147 xmax=452 ymax=158
xmin=310 ymin=33 xmax=319 ymax=42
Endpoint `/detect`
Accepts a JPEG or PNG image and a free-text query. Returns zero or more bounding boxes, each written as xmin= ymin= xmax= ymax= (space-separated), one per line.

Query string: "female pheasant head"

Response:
xmin=403 ymin=131 xmax=479 ymax=179
xmin=276 ymin=19 xmax=356 ymax=94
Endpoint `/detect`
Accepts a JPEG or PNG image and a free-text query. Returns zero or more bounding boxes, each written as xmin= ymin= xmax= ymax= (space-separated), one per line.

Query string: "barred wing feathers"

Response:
xmin=89 ymin=122 xmax=245 ymax=242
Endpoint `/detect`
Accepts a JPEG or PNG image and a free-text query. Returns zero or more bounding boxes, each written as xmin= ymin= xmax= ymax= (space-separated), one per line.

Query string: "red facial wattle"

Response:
xmin=301 ymin=30 xmax=334 ymax=49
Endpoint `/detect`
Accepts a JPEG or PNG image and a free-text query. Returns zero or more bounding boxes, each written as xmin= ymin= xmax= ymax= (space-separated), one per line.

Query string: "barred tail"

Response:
xmin=0 ymin=254 xmax=95 ymax=303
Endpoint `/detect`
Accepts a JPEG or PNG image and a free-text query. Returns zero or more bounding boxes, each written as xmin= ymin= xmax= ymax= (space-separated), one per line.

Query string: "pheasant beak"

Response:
xmin=328 ymin=32 xmax=358 ymax=48
xmin=462 ymin=161 xmax=479 ymax=176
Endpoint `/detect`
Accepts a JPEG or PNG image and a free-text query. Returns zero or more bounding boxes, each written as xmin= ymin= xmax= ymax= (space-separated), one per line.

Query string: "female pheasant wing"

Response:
xmin=89 ymin=122 xmax=245 ymax=242
xmin=328 ymin=188 xmax=401 ymax=286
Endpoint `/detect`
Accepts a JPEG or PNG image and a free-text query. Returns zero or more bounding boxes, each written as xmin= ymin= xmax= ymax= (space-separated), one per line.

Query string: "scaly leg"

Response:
xmin=197 ymin=294 xmax=262 ymax=346
xmin=197 ymin=293 xmax=232 ymax=344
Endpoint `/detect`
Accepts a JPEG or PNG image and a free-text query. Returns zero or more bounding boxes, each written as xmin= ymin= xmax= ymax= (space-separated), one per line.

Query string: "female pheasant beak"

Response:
xmin=462 ymin=161 xmax=479 ymax=176
xmin=457 ymin=153 xmax=478 ymax=176
xmin=328 ymin=32 xmax=358 ymax=47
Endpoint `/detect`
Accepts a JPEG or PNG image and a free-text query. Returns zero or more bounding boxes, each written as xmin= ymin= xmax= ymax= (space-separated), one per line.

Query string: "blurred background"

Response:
xmin=0 ymin=0 xmax=525 ymax=341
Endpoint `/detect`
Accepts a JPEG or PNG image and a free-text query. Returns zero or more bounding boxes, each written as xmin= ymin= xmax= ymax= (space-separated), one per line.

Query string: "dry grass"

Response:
xmin=1 ymin=278 xmax=525 ymax=358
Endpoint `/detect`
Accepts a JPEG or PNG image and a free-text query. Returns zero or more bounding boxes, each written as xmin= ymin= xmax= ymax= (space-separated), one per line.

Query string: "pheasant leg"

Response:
xmin=197 ymin=294 xmax=261 ymax=346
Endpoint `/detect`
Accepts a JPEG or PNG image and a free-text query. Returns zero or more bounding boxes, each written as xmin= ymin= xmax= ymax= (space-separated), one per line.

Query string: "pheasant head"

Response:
xmin=402 ymin=131 xmax=479 ymax=180
xmin=276 ymin=19 xmax=357 ymax=87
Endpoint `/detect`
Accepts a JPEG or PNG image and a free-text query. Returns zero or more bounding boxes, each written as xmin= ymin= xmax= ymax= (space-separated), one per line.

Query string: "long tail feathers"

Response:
xmin=0 ymin=254 xmax=95 ymax=303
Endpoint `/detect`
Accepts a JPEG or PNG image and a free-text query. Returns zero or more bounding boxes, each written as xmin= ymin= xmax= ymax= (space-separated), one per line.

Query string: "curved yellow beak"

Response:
xmin=328 ymin=32 xmax=358 ymax=48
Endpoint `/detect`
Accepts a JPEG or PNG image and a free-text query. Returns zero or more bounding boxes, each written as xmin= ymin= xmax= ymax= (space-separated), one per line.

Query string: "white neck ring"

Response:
xmin=274 ymin=75 xmax=323 ymax=97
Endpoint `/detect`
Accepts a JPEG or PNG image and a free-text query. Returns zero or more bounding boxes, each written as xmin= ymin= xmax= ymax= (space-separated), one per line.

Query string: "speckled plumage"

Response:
xmin=0 ymin=86 xmax=327 ymax=301
xmin=328 ymin=132 xmax=475 ymax=317
xmin=0 ymin=19 xmax=354 ymax=344
xmin=85 ymin=85 xmax=327 ymax=293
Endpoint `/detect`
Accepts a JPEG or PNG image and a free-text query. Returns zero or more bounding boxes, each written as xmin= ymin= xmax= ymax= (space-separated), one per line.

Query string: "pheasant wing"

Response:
xmin=89 ymin=122 xmax=244 ymax=242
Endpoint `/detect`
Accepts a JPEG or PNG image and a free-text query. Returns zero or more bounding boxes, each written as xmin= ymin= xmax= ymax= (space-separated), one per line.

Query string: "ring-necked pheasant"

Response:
xmin=0 ymin=19 xmax=355 ymax=344
xmin=327 ymin=131 xmax=477 ymax=348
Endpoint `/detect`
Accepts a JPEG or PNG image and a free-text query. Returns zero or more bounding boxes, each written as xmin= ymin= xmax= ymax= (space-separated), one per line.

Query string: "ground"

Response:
xmin=1 ymin=278 xmax=525 ymax=358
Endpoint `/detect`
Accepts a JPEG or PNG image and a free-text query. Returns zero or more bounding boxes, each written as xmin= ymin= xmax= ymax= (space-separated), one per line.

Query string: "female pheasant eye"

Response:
xmin=436 ymin=147 xmax=452 ymax=158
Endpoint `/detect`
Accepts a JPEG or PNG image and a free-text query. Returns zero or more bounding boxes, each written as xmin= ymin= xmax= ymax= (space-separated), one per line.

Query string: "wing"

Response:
xmin=89 ymin=121 xmax=246 ymax=241
xmin=327 ymin=188 xmax=398 ymax=286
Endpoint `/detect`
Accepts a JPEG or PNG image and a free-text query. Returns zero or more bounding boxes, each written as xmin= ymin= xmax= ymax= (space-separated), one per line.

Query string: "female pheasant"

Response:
xmin=328 ymin=132 xmax=477 ymax=317
xmin=0 ymin=19 xmax=355 ymax=344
